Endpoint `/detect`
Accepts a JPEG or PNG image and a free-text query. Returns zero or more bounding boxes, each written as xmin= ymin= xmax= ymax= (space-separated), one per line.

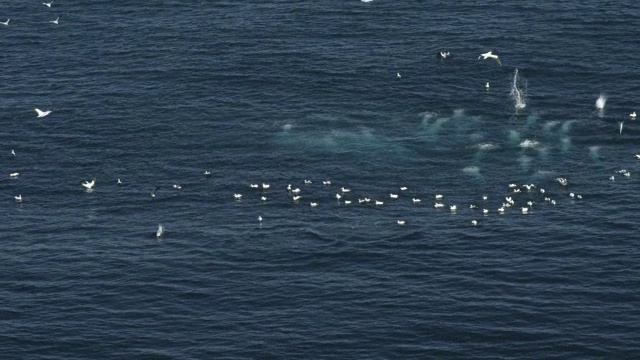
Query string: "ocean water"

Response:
xmin=1 ymin=1 xmax=639 ymax=358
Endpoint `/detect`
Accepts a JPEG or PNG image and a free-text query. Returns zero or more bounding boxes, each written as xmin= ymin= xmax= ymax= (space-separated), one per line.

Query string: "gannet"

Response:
xmin=82 ymin=177 xmax=96 ymax=190
xmin=478 ymin=51 xmax=501 ymax=65
xmin=292 ymin=195 xmax=302 ymax=201
xmin=304 ymin=179 xmax=312 ymax=184
xmin=310 ymin=202 xmax=318 ymax=207
xmin=471 ymin=220 xmax=478 ymax=226
xmin=0 ymin=19 xmax=9 ymax=26
xmin=485 ymin=82 xmax=490 ymax=90
xmin=50 ymin=17 xmax=59 ymax=25
xmin=412 ymin=198 xmax=421 ymax=204
xmin=322 ymin=180 xmax=331 ymax=185
xmin=10 ymin=172 xmax=19 ymax=178
xmin=375 ymin=200 xmax=384 ymax=205
xmin=233 ymin=193 xmax=242 ymax=200
xmin=156 ymin=224 xmax=165 ymax=238
xmin=14 ymin=194 xmax=22 ymax=203
xmin=344 ymin=200 xmax=352 ymax=205
xmin=397 ymin=72 xmax=401 ymax=79
xmin=341 ymin=187 xmax=351 ymax=193
xmin=203 ymin=170 xmax=211 ymax=177
xmin=630 ymin=112 xmax=637 ymax=119
xmin=258 ymin=215 xmax=262 ymax=222
xmin=43 ymin=1 xmax=54 ymax=7
xmin=34 ymin=108 xmax=52 ymax=117
xmin=397 ymin=220 xmax=406 ymax=225
xmin=117 ymin=178 xmax=122 ymax=185
xmin=389 ymin=193 xmax=398 ymax=199
xmin=151 ymin=187 xmax=158 ymax=198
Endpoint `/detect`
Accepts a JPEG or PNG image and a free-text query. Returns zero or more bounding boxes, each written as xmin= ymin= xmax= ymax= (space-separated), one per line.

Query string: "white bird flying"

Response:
xmin=50 ymin=17 xmax=59 ymax=25
xmin=0 ymin=19 xmax=9 ymax=26
xmin=34 ymin=108 xmax=52 ymax=117
xmin=478 ymin=51 xmax=502 ymax=65
xmin=43 ymin=1 xmax=54 ymax=7
xmin=82 ymin=177 xmax=96 ymax=190
xmin=156 ymin=224 xmax=165 ymax=238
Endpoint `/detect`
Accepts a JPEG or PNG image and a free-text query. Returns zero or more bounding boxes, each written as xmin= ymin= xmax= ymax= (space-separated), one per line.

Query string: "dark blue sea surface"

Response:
xmin=1 ymin=1 xmax=639 ymax=358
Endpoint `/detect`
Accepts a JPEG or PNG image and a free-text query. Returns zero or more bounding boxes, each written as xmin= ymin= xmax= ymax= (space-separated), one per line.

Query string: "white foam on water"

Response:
xmin=520 ymin=139 xmax=540 ymax=148
xmin=589 ymin=146 xmax=600 ymax=160
xmin=561 ymin=137 xmax=571 ymax=153
xmin=508 ymin=130 xmax=521 ymax=145
xmin=518 ymin=155 xmax=532 ymax=172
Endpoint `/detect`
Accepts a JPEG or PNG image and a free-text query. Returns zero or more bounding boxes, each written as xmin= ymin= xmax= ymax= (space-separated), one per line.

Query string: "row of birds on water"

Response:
xmin=2 ymin=1 xmax=59 ymax=26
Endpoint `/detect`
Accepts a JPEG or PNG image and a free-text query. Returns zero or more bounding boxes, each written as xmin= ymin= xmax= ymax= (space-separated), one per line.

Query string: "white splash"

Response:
xmin=596 ymin=94 xmax=606 ymax=110
xmin=519 ymin=139 xmax=539 ymax=148
xmin=510 ymin=68 xmax=527 ymax=110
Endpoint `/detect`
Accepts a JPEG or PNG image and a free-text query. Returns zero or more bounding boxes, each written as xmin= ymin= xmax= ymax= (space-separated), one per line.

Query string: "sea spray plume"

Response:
xmin=510 ymin=68 xmax=526 ymax=110
xmin=596 ymin=94 xmax=606 ymax=110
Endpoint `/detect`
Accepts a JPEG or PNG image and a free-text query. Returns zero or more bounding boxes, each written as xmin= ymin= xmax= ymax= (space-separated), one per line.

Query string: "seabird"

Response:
xmin=151 ymin=187 xmax=159 ymax=198
xmin=322 ymin=180 xmax=331 ymax=185
xmin=34 ymin=108 xmax=52 ymax=118
xmin=485 ymin=82 xmax=490 ymax=90
xmin=258 ymin=215 xmax=262 ymax=222
xmin=14 ymin=194 xmax=22 ymax=203
xmin=435 ymin=194 xmax=443 ymax=200
xmin=82 ymin=177 xmax=96 ymax=190
xmin=412 ymin=198 xmax=421 ymax=204
xmin=250 ymin=183 xmax=259 ymax=189
xmin=261 ymin=196 xmax=267 ymax=201
xmin=478 ymin=51 xmax=502 ymax=65
xmin=497 ymin=207 xmax=505 ymax=214
xmin=10 ymin=172 xmax=19 ymax=178
xmin=482 ymin=195 xmax=488 ymax=201
xmin=233 ymin=193 xmax=242 ymax=200
xmin=304 ymin=179 xmax=312 ymax=184
xmin=450 ymin=205 xmax=457 ymax=212
xmin=482 ymin=209 xmax=489 ymax=214
xmin=397 ymin=220 xmax=406 ymax=225
xmin=291 ymin=188 xmax=301 ymax=194
xmin=635 ymin=154 xmax=640 ymax=160
xmin=609 ymin=175 xmax=615 ymax=181
xmin=156 ymin=224 xmax=165 ymax=238
xmin=172 ymin=184 xmax=182 ymax=190
xmin=341 ymin=187 xmax=351 ymax=193
xmin=262 ymin=183 xmax=270 ymax=189
xmin=521 ymin=207 xmax=529 ymax=214
xmin=437 ymin=51 xmax=451 ymax=60
xmin=344 ymin=200 xmax=352 ymax=205
xmin=619 ymin=122 xmax=624 ymax=135
xmin=471 ymin=220 xmax=478 ymax=226
xmin=203 ymin=170 xmax=211 ymax=177
xmin=43 ymin=1 xmax=54 ymax=7
xmin=397 ymin=72 xmax=401 ymax=79
xmin=335 ymin=193 xmax=342 ymax=200
xmin=400 ymin=186 xmax=407 ymax=191
xmin=375 ymin=200 xmax=384 ymax=205
xmin=310 ymin=202 xmax=318 ymax=207
xmin=434 ymin=203 xmax=444 ymax=208
xmin=11 ymin=150 xmax=15 ymax=156
xmin=117 ymin=178 xmax=122 ymax=185
xmin=50 ymin=17 xmax=59 ymax=25
xmin=292 ymin=195 xmax=302 ymax=201
xmin=630 ymin=112 xmax=637 ymax=119
xmin=556 ymin=177 xmax=568 ymax=186
xmin=389 ymin=193 xmax=398 ymax=199
xmin=1 ymin=19 xmax=9 ymax=26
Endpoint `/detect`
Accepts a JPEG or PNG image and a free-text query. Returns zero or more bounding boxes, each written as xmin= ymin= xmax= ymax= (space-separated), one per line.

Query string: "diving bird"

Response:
xmin=478 ymin=51 xmax=502 ymax=65
xmin=619 ymin=122 xmax=624 ymax=135
xmin=156 ymin=224 xmax=165 ymax=238
xmin=43 ymin=1 xmax=54 ymax=7
xmin=1 ymin=19 xmax=9 ymax=26
xmin=34 ymin=108 xmax=52 ymax=117
xmin=82 ymin=177 xmax=96 ymax=190
xmin=151 ymin=187 xmax=159 ymax=198
xmin=50 ymin=17 xmax=59 ymax=25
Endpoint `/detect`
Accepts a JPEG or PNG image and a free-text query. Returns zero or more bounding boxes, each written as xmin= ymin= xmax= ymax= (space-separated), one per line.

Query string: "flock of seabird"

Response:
xmin=5 ymin=1 xmax=638 ymax=238
xmin=2 ymin=2 xmax=60 ymax=27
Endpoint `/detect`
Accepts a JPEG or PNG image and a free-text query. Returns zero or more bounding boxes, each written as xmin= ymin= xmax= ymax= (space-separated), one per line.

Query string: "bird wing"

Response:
xmin=495 ymin=57 xmax=502 ymax=66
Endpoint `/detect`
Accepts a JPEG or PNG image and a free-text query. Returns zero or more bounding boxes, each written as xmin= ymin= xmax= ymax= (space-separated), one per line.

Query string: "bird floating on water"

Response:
xmin=437 ymin=51 xmax=451 ymax=60
xmin=203 ymin=170 xmax=211 ymax=177
xmin=14 ymin=194 xmax=22 ymax=203
xmin=156 ymin=224 xmax=165 ymax=238
xmin=50 ymin=17 xmax=59 ymax=25
xmin=485 ymin=82 xmax=490 ymax=90
xmin=396 ymin=72 xmax=401 ymax=79
xmin=11 ymin=150 xmax=15 ymax=156
xmin=10 ymin=172 xmax=20 ymax=178
xmin=117 ymin=178 xmax=122 ymax=185
xmin=478 ymin=51 xmax=501 ymax=65
xmin=43 ymin=1 xmax=54 ymax=7
xmin=397 ymin=220 xmax=406 ymax=226
xmin=1 ymin=19 xmax=9 ymax=26
xmin=34 ymin=108 xmax=52 ymax=118
xmin=630 ymin=112 xmax=637 ymax=119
